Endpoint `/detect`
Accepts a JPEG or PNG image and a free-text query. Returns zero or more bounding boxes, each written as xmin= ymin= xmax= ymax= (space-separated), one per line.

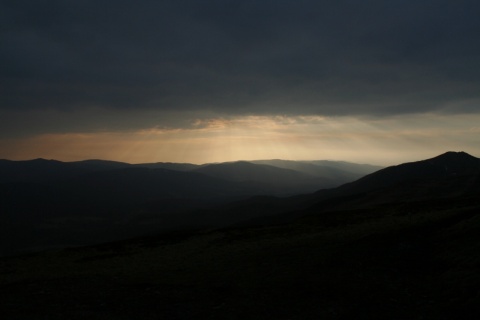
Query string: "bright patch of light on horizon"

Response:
xmin=1 ymin=113 xmax=480 ymax=165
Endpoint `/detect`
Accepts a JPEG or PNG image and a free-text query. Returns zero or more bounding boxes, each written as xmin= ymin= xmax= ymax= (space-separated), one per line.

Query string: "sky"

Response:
xmin=1 ymin=0 xmax=480 ymax=165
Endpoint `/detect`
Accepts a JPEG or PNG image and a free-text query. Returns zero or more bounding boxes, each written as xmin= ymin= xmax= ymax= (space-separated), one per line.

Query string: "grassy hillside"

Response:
xmin=1 ymin=193 xmax=479 ymax=319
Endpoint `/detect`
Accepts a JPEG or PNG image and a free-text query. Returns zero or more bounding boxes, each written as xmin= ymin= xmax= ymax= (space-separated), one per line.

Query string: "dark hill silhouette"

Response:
xmin=0 ymin=158 xmax=85 ymax=183
xmin=0 ymin=155 xmax=367 ymax=255
xmin=56 ymin=167 xmax=264 ymax=204
xmin=217 ymin=152 xmax=480 ymax=227
xmin=304 ymin=160 xmax=383 ymax=175
xmin=71 ymin=159 xmax=132 ymax=171
xmin=251 ymin=159 xmax=382 ymax=179
xmin=0 ymin=158 xmax=372 ymax=192
xmin=133 ymin=162 xmax=200 ymax=171
xmin=326 ymin=151 xmax=480 ymax=197
xmin=193 ymin=161 xmax=331 ymax=191
xmin=194 ymin=160 xmax=382 ymax=194
xmin=0 ymin=158 xmax=133 ymax=183
xmin=193 ymin=161 xmax=312 ymax=182
xmin=3 ymin=152 xmax=477 ymax=256
xmin=0 ymin=166 xmax=268 ymax=225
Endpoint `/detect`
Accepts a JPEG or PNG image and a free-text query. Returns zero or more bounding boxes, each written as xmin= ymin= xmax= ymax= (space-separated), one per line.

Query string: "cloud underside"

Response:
xmin=1 ymin=1 xmax=479 ymax=121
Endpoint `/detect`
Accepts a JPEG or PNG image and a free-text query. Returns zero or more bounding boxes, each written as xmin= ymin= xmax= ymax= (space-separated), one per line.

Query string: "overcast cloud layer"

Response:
xmin=0 ymin=0 xmax=480 ymax=162
xmin=1 ymin=1 xmax=480 ymax=162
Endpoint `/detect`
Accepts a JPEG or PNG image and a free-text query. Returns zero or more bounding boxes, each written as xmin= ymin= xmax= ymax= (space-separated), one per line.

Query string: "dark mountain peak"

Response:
xmin=21 ymin=158 xmax=68 ymax=167
xmin=426 ymin=151 xmax=479 ymax=173
xmin=389 ymin=151 xmax=479 ymax=176
xmin=430 ymin=151 xmax=477 ymax=162
xmin=326 ymin=151 xmax=480 ymax=198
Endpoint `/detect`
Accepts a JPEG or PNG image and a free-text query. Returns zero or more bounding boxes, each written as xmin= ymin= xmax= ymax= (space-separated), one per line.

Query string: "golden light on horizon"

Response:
xmin=1 ymin=113 xmax=479 ymax=166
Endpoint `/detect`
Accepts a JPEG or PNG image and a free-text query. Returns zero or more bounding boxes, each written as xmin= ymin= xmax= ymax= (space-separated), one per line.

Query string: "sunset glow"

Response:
xmin=2 ymin=113 xmax=479 ymax=165
xmin=1 ymin=1 xmax=479 ymax=165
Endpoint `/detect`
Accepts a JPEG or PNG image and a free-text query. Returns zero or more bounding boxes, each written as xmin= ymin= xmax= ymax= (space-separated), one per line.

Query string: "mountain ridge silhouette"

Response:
xmin=1 ymin=151 xmax=478 ymax=256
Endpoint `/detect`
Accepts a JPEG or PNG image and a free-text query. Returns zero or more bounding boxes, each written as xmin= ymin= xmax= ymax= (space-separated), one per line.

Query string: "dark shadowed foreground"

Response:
xmin=1 ymin=192 xmax=479 ymax=319
xmin=1 ymin=152 xmax=479 ymax=319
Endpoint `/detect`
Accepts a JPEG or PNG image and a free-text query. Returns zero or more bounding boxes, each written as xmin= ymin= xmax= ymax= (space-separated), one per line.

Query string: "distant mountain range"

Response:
xmin=0 ymin=157 xmax=381 ymax=193
xmin=1 ymin=151 xmax=479 ymax=256
xmin=0 ymin=157 xmax=381 ymax=255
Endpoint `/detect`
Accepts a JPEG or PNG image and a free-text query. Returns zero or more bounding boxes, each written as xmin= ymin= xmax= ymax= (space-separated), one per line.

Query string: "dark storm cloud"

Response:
xmin=1 ymin=0 xmax=480 ymax=133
